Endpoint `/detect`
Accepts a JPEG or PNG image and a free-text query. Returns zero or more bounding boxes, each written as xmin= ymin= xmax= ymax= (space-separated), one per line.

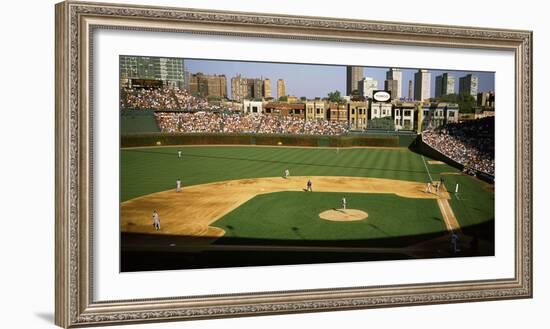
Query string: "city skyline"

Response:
xmin=182 ymin=58 xmax=495 ymax=100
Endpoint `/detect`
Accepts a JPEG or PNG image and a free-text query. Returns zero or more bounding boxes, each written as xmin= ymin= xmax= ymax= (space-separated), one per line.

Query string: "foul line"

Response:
xmin=420 ymin=155 xmax=433 ymax=182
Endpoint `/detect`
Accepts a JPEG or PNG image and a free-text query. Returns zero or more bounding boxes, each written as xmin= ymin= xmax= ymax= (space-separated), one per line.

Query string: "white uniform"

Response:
xmin=178 ymin=151 xmax=182 ymax=158
xmin=176 ymin=179 xmax=182 ymax=192
xmin=284 ymin=169 xmax=290 ymax=178
xmin=341 ymin=197 xmax=347 ymax=210
xmin=153 ymin=212 xmax=160 ymax=230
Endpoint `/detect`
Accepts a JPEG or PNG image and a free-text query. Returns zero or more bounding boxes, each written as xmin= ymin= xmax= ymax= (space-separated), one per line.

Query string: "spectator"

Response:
xmin=422 ymin=117 xmax=494 ymax=176
xmin=154 ymin=112 xmax=348 ymax=136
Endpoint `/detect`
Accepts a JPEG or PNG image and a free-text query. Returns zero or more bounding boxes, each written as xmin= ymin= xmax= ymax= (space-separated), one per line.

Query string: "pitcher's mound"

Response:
xmin=319 ymin=209 xmax=368 ymax=222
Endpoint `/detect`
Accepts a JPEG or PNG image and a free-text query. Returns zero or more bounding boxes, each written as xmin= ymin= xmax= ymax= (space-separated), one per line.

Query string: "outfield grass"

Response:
xmin=441 ymin=174 xmax=495 ymax=239
xmin=211 ymin=191 xmax=446 ymax=247
xmin=120 ymin=146 xmax=457 ymax=202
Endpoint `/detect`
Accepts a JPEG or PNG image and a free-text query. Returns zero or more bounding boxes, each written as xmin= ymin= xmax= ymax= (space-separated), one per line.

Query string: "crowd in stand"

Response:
xmin=422 ymin=117 xmax=494 ymax=176
xmin=155 ymin=112 xmax=222 ymax=133
xmin=154 ymin=112 xmax=349 ymax=136
xmin=221 ymin=113 xmax=262 ymax=133
xmin=257 ymin=115 xmax=306 ymax=134
xmin=121 ymin=87 xmax=218 ymax=111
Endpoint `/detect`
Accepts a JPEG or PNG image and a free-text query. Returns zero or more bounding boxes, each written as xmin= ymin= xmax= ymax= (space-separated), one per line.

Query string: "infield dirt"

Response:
xmin=319 ymin=209 xmax=369 ymax=221
xmin=121 ymin=176 xmax=451 ymax=237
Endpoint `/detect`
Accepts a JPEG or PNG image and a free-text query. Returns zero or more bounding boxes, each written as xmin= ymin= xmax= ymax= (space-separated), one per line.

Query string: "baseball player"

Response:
xmin=425 ymin=180 xmax=432 ymax=193
xmin=435 ymin=181 xmax=441 ymax=193
xmin=176 ymin=178 xmax=182 ymax=192
xmin=152 ymin=210 xmax=160 ymax=231
xmin=451 ymin=232 xmax=460 ymax=253
xmin=177 ymin=150 xmax=182 ymax=158
xmin=284 ymin=168 xmax=290 ymax=179
xmin=341 ymin=196 xmax=347 ymax=210
xmin=306 ymin=179 xmax=313 ymax=192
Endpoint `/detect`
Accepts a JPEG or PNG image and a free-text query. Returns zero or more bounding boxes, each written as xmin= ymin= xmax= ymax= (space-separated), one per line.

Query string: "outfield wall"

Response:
xmin=120 ymin=133 xmax=405 ymax=148
xmin=120 ymin=109 xmax=160 ymax=134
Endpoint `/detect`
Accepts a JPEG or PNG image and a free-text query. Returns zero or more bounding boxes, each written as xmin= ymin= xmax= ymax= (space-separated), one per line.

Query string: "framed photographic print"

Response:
xmin=55 ymin=1 xmax=532 ymax=327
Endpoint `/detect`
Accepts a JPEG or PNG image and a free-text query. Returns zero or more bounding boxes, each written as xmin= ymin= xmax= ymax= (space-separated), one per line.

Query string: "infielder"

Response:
xmin=152 ymin=210 xmax=160 ymax=231
xmin=284 ymin=168 xmax=290 ymax=179
xmin=176 ymin=178 xmax=182 ymax=192
xmin=425 ymin=180 xmax=432 ymax=193
xmin=341 ymin=196 xmax=347 ymax=210
xmin=306 ymin=179 xmax=313 ymax=192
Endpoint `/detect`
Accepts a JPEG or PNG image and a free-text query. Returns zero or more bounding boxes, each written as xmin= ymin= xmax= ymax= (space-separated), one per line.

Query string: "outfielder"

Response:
xmin=152 ymin=210 xmax=160 ymax=231
xmin=177 ymin=150 xmax=182 ymax=158
xmin=176 ymin=178 xmax=182 ymax=192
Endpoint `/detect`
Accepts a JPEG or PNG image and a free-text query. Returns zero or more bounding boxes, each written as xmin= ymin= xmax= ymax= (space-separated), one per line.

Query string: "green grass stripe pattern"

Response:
xmin=212 ymin=191 xmax=446 ymax=246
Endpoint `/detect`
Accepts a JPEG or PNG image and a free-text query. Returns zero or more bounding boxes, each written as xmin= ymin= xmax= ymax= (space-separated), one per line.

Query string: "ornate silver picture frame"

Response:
xmin=55 ymin=1 xmax=532 ymax=327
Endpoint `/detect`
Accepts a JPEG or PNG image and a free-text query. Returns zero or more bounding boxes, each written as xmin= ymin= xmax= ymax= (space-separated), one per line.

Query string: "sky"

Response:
xmin=184 ymin=58 xmax=495 ymax=99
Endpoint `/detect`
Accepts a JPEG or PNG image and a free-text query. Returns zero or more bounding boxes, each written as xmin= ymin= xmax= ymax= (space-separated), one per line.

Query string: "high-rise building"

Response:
xmin=435 ymin=73 xmax=456 ymax=98
xmin=188 ymin=73 xmax=227 ymax=98
xmin=231 ymin=76 xmax=267 ymax=101
xmin=346 ymin=66 xmax=364 ymax=96
xmin=414 ymin=69 xmax=431 ymax=101
xmin=246 ymin=78 xmax=263 ymax=99
xmin=459 ymin=74 xmax=479 ymax=100
xmin=435 ymin=76 xmax=442 ymax=98
xmin=358 ymin=77 xmax=378 ymax=99
xmin=384 ymin=79 xmax=399 ymax=100
xmin=408 ymin=80 xmax=413 ymax=100
xmin=231 ymin=75 xmax=248 ymax=102
xmin=120 ymin=55 xmax=185 ymax=88
xmin=385 ymin=68 xmax=403 ymax=99
xmin=477 ymin=91 xmax=495 ymax=108
xmin=263 ymin=79 xmax=272 ymax=99
xmin=183 ymin=71 xmax=191 ymax=91
xmin=277 ymin=79 xmax=286 ymax=100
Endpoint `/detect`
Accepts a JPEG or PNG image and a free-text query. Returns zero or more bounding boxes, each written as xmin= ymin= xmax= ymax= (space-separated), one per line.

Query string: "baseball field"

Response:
xmin=120 ymin=145 xmax=494 ymax=271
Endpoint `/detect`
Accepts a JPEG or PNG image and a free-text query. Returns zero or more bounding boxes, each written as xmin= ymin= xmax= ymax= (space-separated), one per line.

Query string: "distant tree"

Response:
xmin=327 ymin=90 xmax=343 ymax=103
xmin=264 ymin=97 xmax=274 ymax=101
xmin=350 ymin=89 xmax=360 ymax=97
xmin=433 ymin=92 xmax=477 ymax=113
xmin=207 ymin=95 xmax=222 ymax=102
xmin=278 ymin=96 xmax=288 ymax=102
xmin=300 ymin=96 xmax=307 ymax=101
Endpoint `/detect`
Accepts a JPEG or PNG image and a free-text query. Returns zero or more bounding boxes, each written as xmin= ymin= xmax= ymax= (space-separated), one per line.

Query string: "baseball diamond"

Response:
xmin=120 ymin=144 xmax=494 ymax=271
